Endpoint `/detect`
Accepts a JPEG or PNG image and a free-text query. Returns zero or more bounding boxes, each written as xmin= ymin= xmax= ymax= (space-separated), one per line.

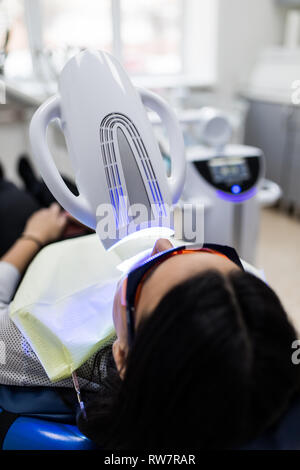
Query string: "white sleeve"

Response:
xmin=0 ymin=261 xmax=21 ymax=306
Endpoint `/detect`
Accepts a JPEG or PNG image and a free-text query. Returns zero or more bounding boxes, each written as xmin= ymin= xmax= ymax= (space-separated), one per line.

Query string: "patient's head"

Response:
xmin=80 ymin=239 xmax=300 ymax=449
xmin=112 ymin=238 xmax=241 ymax=357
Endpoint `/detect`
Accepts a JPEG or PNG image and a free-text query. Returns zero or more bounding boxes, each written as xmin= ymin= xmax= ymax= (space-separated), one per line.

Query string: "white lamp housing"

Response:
xmin=30 ymin=50 xmax=186 ymax=249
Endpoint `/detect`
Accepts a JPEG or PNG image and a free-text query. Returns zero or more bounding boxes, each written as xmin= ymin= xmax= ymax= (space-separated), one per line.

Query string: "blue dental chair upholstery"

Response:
xmin=1 ymin=385 xmax=300 ymax=450
xmin=1 ymin=414 xmax=95 ymax=450
xmin=0 ymin=385 xmax=95 ymax=450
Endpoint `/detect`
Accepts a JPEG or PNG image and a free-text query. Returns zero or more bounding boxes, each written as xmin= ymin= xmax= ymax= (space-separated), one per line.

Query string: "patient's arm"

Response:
xmin=2 ymin=238 xmax=41 ymax=274
xmin=1 ymin=203 xmax=67 ymax=275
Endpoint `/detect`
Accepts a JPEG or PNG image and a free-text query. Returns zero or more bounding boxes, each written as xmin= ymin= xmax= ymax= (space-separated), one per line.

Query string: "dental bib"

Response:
xmin=9 ymin=235 xmax=118 ymax=382
xmin=29 ymin=49 xmax=186 ymax=250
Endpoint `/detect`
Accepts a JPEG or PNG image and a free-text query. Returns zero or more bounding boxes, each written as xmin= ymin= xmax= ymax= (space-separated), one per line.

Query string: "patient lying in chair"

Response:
xmin=0 ymin=159 xmax=300 ymax=450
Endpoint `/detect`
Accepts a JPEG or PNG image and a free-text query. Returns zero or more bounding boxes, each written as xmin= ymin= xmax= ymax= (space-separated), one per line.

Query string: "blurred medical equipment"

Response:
xmin=29 ymin=50 xmax=186 ymax=250
xmin=244 ymin=1 xmax=300 ymax=212
xmin=243 ymin=47 xmax=300 ymax=212
xmin=178 ymin=107 xmax=281 ymax=263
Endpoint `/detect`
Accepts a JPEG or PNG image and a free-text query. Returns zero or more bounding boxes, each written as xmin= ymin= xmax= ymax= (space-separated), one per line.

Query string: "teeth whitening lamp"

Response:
xmin=29 ymin=50 xmax=186 ymax=249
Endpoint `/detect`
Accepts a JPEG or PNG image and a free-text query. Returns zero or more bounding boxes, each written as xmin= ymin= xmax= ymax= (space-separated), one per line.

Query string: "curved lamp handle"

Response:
xmin=29 ymin=95 xmax=96 ymax=229
xmin=139 ymin=88 xmax=186 ymax=204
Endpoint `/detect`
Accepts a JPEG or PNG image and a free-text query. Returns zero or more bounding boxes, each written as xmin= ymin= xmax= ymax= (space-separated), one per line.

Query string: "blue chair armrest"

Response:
xmin=2 ymin=415 xmax=96 ymax=450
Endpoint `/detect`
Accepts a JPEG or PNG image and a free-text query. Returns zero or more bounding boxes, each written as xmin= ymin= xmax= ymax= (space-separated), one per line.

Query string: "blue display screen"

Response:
xmin=208 ymin=158 xmax=250 ymax=185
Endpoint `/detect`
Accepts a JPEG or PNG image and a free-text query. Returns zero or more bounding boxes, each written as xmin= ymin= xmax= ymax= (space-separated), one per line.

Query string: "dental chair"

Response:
xmin=0 ymin=385 xmax=95 ymax=450
xmin=1 ymin=383 xmax=300 ymax=450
